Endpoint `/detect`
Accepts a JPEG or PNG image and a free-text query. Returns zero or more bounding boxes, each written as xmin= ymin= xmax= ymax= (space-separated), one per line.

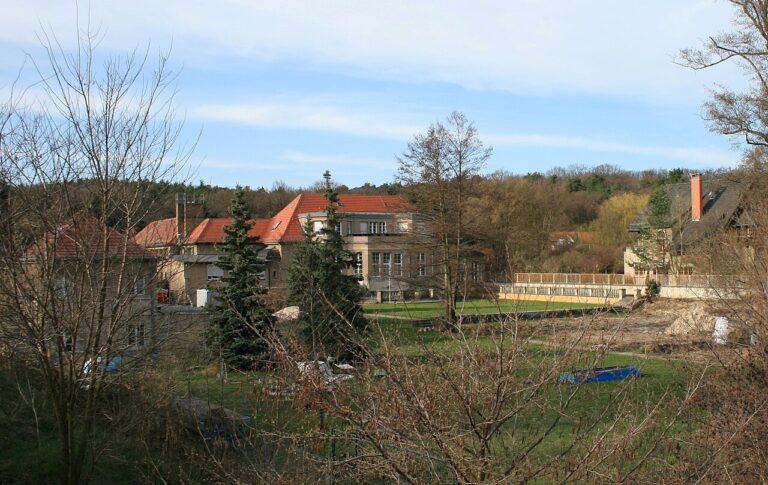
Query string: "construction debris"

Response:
xmin=273 ymin=306 xmax=302 ymax=322
xmin=664 ymin=302 xmax=715 ymax=337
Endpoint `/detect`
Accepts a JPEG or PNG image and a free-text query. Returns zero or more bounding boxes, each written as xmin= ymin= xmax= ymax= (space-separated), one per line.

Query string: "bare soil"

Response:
xmin=523 ymin=299 xmax=734 ymax=360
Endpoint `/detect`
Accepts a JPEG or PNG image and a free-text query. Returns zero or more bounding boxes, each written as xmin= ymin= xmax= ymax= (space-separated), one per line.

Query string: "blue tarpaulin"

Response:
xmin=559 ymin=365 xmax=640 ymax=384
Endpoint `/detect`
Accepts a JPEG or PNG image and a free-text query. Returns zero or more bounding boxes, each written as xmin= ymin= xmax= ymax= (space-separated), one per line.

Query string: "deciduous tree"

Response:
xmin=0 ymin=29 xmax=190 ymax=484
xmin=397 ymin=112 xmax=492 ymax=325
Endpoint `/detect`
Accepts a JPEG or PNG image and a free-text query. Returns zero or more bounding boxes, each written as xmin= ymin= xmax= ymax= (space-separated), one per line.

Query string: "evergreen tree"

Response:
xmin=208 ymin=186 xmax=274 ymax=370
xmin=288 ymin=171 xmax=367 ymax=361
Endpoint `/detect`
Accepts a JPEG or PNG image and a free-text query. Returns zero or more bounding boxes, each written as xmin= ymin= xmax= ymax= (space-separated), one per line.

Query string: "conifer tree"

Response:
xmin=209 ymin=186 xmax=274 ymax=370
xmin=288 ymin=171 xmax=367 ymax=361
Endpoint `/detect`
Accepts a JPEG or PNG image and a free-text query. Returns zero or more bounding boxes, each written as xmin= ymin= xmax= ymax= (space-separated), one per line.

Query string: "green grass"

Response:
xmin=0 ymin=312 xmax=690 ymax=483
xmin=167 ymin=316 xmax=692 ymax=481
xmin=0 ymin=423 xmax=141 ymax=484
xmin=364 ymin=298 xmax=604 ymax=319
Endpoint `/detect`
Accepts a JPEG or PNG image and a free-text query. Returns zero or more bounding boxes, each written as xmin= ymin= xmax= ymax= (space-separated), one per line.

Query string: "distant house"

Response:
xmin=135 ymin=193 xmax=443 ymax=305
xmin=548 ymin=231 xmax=596 ymax=251
xmin=624 ymin=174 xmax=750 ymax=277
xmin=22 ymin=213 xmax=157 ymax=354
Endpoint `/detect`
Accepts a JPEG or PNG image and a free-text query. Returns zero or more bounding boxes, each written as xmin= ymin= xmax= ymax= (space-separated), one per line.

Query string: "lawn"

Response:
xmin=0 ymin=315 xmax=684 ymax=483
xmin=364 ymin=298 xmax=605 ymax=319
xmin=174 ymin=318 xmax=690 ymax=480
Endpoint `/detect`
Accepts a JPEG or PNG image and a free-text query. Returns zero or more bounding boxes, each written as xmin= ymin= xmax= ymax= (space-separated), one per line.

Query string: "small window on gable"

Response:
xmin=272 ymin=220 xmax=282 ymax=230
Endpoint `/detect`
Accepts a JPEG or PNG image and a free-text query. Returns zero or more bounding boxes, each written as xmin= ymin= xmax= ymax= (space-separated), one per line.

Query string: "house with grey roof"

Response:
xmin=624 ymin=174 xmax=751 ymax=277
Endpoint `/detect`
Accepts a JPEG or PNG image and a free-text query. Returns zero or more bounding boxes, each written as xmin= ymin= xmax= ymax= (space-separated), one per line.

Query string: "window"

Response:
xmin=354 ymin=252 xmax=363 ymax=275
xmin=207 ymin=264 xmax=225 ymax=281
xmin=128 ymin=323 xmax=145 ymax=347
xmin=382 ymin=253 xmax=391 ymax=275
xmin=347 ymin=221 xmax=353 ymax=235
xmin=54 ymin=273 xmax=71 ymax=298
xmin=133 ymin=275 xmax=147 ymax=296
xmin=371 ymin=252 xmax=380 ymax=276
xmin=471 ymin=261 xmax=481 ymax=283
xmin=335 ymin=222 xmax=342 ymax=234
xmin=417 ymin=252 xmax=426 ymax=277
xmin=368 ymin=221 xmax=387 ymax=234
xmin=393 ymin=253 xmax=402 ymax=276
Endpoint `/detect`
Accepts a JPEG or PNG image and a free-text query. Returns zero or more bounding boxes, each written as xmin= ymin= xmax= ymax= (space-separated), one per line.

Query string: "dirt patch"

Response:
xmin=664 ymin=302 xmax=716 ymax=337
xmin=524 ymin=299 xmax=727 ymax=359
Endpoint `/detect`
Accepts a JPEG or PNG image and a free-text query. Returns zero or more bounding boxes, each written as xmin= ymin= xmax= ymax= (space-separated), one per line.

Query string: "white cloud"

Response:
xmin=281 ymin=150 xmax=393 ymax=170
xmin=488 ymin=133 xmax=739 ymax=167
xmin=198 ymin=159 xmax=284 ymax=170
xmin=0 ymin=0 xmax=745 ymax=101
xmin=192 ymin=100 xmax=423 ymax=140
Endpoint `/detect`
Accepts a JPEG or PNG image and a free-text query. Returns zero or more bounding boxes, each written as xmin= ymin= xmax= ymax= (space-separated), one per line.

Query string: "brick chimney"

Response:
xmin=691 ymin=174 xmax=703 ymax=221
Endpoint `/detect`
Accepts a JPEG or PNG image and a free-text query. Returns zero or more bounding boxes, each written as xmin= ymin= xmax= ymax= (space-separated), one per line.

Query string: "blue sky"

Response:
xmin=0 ymin=0 xmax=748 ymax=188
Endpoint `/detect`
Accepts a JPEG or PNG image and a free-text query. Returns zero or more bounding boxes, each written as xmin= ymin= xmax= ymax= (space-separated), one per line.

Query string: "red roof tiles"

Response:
xmin=134 ymin=218 xmax=178 ymax=247
xmin=135 ymin=194 xmax=411 ymax=247
xmin=260 ymin=194 xmax=410 ymax=243
xmin=185 ymin=218 xmax=272 ymax=244
xmin=27 ymin=214 xmax=155 ymax=260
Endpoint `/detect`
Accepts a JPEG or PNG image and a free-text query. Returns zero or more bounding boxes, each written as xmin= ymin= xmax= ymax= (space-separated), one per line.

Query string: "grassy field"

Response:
xmin=1 ymin=314 xmax=689 ymax=483
xmin=364 ymin=298 xmax=604 ymax=319
xmin=170 ymin=317 xmax=690 ymax=480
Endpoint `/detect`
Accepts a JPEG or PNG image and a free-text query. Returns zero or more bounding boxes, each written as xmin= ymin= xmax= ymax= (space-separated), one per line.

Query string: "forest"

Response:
xmin=142 ymin=164 xmax=721 ymax=277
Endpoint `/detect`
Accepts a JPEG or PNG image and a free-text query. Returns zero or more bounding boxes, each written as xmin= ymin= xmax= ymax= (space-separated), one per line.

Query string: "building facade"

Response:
xmin=135 ymin=193 xmax=440 ymax=305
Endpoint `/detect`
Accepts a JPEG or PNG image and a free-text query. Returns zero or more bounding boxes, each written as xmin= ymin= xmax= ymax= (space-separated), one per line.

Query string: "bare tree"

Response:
xmin=679 ymin=0 xmax=768 ymax=147
xmin=397 ymin=112 xmax=492 ymax=326
xmin=0 ymin=29 xmax=190 ymax=484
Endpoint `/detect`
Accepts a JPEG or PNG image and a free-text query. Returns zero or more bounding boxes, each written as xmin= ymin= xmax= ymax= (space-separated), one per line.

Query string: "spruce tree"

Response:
xmin=209 ymin=186 xmax=274 ymax=370
xmin=288 ymin=171 xmax=367 ymax=361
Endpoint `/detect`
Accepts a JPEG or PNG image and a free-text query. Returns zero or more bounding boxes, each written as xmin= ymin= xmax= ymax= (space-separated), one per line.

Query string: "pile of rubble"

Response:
xmin=664 ymin=302 xmax=716 ymax=337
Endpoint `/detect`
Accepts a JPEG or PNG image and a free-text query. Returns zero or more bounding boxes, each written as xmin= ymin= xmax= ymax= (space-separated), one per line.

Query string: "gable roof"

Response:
xmin=27 ymin=213 xmax=155 ymax=260
xmin=134 ymin=193 xmax=413 ymax=248
xmin=260 ymin=193 xmax=411 ymax=243
xmin=185 ymin=217 xmax=272 ymax=244
xmin=629 ymin=177 xmax=748 ymax=252
xmin=134 ymin=218 xmax=177 ymax=247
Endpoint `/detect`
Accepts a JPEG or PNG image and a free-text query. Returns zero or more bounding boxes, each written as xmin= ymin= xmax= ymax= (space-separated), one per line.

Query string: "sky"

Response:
xmin=0 ymin=0 xmax=749 ymax=189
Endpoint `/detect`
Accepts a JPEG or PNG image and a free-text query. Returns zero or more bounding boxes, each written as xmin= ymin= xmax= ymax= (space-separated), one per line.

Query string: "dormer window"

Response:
xmin=368 ymin=221 xmax=387 ymax=234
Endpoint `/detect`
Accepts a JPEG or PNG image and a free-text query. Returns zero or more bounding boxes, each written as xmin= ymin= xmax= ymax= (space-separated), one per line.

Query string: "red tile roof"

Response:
xmin=260 ymin=194 xmax=411 ymax=243
xmin=185 ymin=217 xmax=272 ymax=244
xmin=134 ymin=218 xmax=178 ymax=247
xmin=134 ymin=194 xmax=412 ymax=247
xmin=27 ymin=214 xmax=155 ymax=260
